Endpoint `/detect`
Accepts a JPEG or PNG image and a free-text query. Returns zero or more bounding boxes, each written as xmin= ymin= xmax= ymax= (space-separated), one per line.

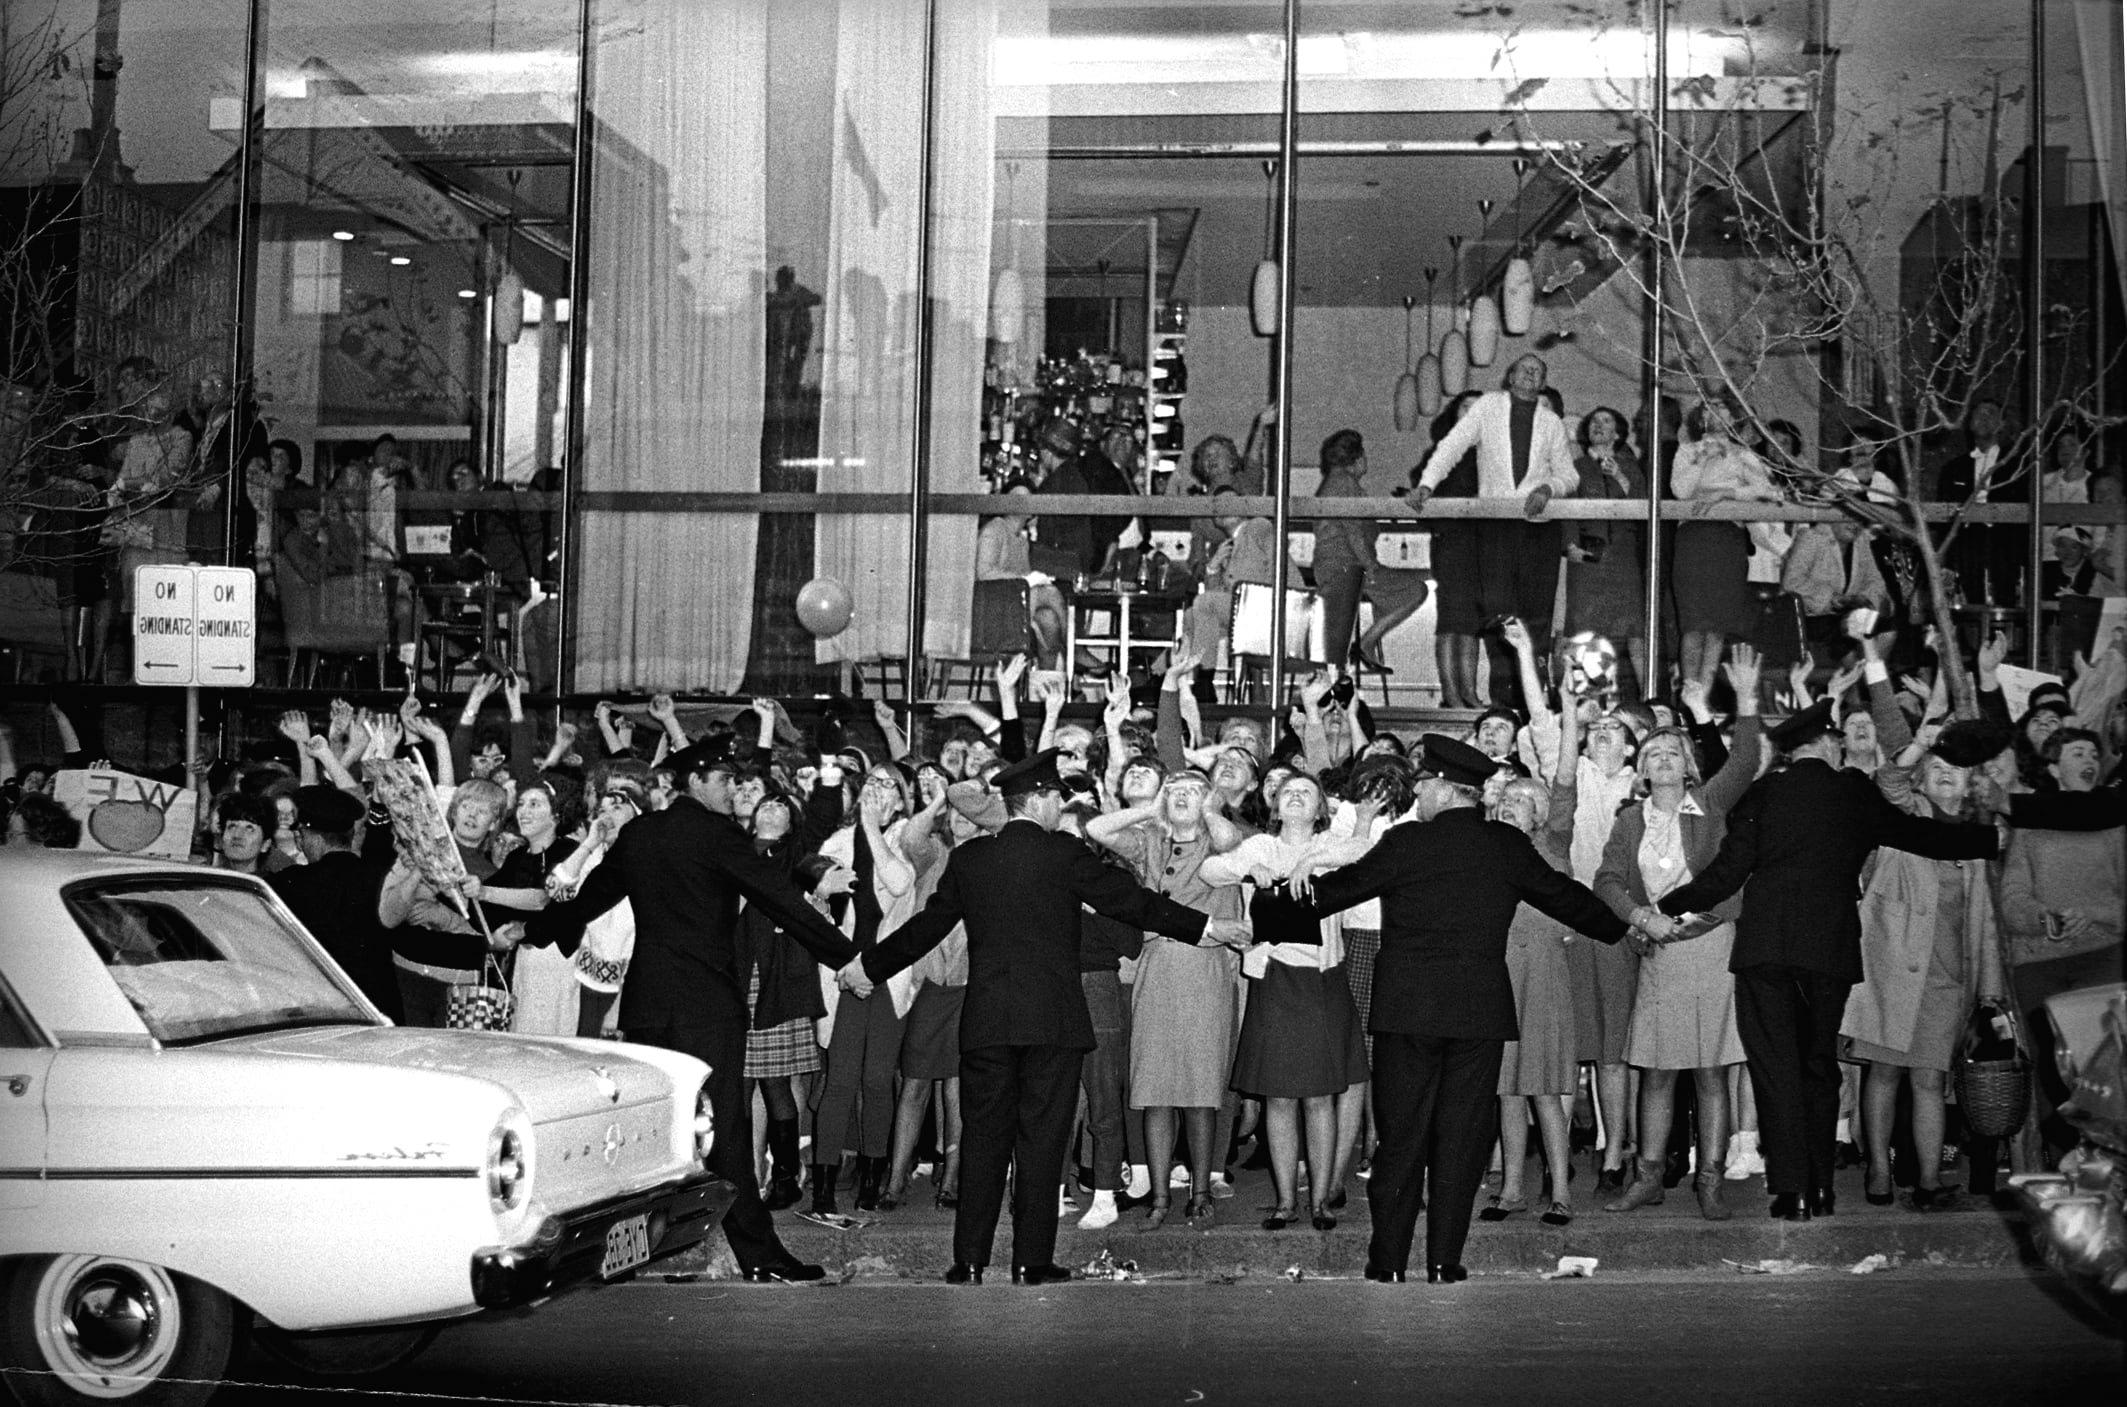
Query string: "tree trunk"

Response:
xmin=1904 ymin=509 xmax=1979 ymax=719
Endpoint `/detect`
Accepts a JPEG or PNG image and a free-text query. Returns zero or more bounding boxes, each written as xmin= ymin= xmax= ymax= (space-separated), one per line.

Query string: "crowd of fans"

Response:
xmin=3 ymin=593 xmax=2120 ymax=1233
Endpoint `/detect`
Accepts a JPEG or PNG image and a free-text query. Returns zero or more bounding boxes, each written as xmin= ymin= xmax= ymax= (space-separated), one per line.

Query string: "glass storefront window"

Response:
xmin=249 ymin=0 xmax=577 ymax=690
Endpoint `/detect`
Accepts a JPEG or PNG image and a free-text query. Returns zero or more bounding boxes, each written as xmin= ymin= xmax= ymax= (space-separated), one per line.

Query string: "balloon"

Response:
xmin=796 ymin=577 xmax=854 ymax=638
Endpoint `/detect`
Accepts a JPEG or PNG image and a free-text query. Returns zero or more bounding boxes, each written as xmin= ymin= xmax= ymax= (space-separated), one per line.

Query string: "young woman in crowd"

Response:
xmin=811 ymin=762 xmax=922 ymax=1215
xmin=1204 ymin=773 xmax=1368 ymax=1231
xmin=880 ymin=764 xmax=968 ymax=1211
xmin=1596 ymin=647 xmax=1763 ymax=1220
xmin=1089 ymin=769 xmax=1245 ymax=1228
xmin=1843 ymin=732 xmax=2007 ymax=1211
xmin=1484 ymin=691 xmax=1583 ymax=1226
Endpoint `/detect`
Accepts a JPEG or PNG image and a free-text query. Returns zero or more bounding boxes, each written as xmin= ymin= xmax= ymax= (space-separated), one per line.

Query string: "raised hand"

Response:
xmin=1103 ymin=671 xmax=1132 ymax=729
xmin=648 ymin=692 xmax=677 ymax=724
xmin=277 ymin=710 xmax=312 ymax=745
xmin=1164 ymin=648 xmax=1203 ymax=686
xmin=328 ymin=697 xmax=355 ymax=744
xmin=1299 ymin=670 xmax=1332 ymax=712
xmin=1678 ymin=677 xmax=1710 ymax=723
xmin=873 ymin=698 xmax=899 ymax=733
xmin=1501 ymin=616 xmax=1532 ymax=653
xmin=995 ymin=652 xmax=1029 ymax=697
xmin=366 ymin=714 xmax=404 ymax=761
xmin=1722 ymin=643 xmax=1762 ymax=710
xmin=467 ymin=672 xmax=500 ymax=707
xmin=1205 ymin=917 xmax=1254 ymax=949
xmin=1825 ymin=660 xmax=1865 ymax=703
xmin=1785 ymin=660 xmax=1813 ymax=711
xmin=1978 ymin=631 xmax=2009 ymax=677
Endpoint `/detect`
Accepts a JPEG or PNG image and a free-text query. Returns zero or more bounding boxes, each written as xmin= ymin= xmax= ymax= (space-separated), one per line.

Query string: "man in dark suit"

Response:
xmin=1934 ymin=399 xmax=2023 ymax=606
xmin=1654 ymin=700 xmax=1999 ymax=1220
xmin=1288 ymin=734 xmax=1630 ymax=1284
xmin=531 ymin=739 xmax=857 ymax=1283
xmin=269 ymin=785 xmax=400 ymax=1021
xmin=840 ymin=750 xmax=1251 ymax=1285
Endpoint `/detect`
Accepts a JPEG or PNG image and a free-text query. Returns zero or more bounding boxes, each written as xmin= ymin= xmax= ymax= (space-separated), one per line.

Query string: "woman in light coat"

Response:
xmin=1841 ymin=743 xmax=2008 ymax=1211
xmin=1595 ymin=647 xmax=1763 ymax=1220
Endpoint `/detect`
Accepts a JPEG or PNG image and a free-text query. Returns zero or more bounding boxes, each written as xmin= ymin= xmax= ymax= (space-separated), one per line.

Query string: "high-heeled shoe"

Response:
xmin=1311 ymin=1205 xmax=1338 ymax=1232
xmin=934 ymin=1186 xmax=958 ymax=1210
xmin=1143 ymin=1196 xmax=1171 ymax=1229
xmin=1864 ymin=1169 xmax=1894 ymax=1207
xmin=1352 ymin=643 xmax=1394 ymax=674
xmin=1262 ymin=1206 xmax=1297 ymax=1231
xmin=1478 ymin=1193 xmax=1527 ymax=1222
xmin=1323 ymin=1189 xmax=1347 ymax=1212
xmin=1185 ymin=1192 xmax=1216 ymax=1227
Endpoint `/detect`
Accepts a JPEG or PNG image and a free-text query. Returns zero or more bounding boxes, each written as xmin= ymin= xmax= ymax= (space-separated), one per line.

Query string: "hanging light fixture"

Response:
xmin=1415 ymin=266 xmax=1443 ymax=417
xmin=490 ymin=169 xmax=525 ymax=346
xmin=1251 ymin=159 xmax=1280 ymax=337
xmin=1467 ymin=199 xmax=1502 ymax=367
xmin=1503 ymin=158 xmax=1537 ymax=335
xmin=990 ymin=162 xmax=1024 ymax=345
xmin=1440 ymin=236 xmax=1469 ymax=396
xmin=1393 ymin=295 xmax=1420 ymax=431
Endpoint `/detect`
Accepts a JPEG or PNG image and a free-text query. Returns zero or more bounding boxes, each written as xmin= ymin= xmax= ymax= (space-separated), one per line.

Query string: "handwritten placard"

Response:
xmin=51 ymin=769 xmax=199 ymax=860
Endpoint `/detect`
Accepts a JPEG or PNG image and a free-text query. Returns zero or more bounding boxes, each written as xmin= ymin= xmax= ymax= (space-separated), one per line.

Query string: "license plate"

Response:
xmin=599 ymin=1214 xmax=651 ymax=1278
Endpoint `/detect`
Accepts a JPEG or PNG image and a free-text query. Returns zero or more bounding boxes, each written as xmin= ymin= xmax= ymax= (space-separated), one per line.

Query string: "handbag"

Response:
xmin=445 ymin=956 xmax=515 ymax=1032
xmin=1955 ymin=999 xmax=2031 ymax=1139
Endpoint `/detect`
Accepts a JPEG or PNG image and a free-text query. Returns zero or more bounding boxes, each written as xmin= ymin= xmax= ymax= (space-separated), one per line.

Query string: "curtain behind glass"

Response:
xmin=813 ymin=0 xmax=927 ymax=669
xmin=575 ymin=0 xmax=767 ymax=691
xmin=2074 ymin=0 xmax=2127 ymax=309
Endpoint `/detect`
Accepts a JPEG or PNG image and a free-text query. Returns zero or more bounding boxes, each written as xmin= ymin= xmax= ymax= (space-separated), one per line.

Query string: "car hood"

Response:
xmin=218 ymin=1026 xmax=682 ymax=1123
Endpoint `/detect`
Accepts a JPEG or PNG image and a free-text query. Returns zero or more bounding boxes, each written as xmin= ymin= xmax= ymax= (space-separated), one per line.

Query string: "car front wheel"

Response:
xmin=1 ymin=1255 xmax=234 ymax=1407
xmin=250 ymin=1323 xmax=438 ymax=1378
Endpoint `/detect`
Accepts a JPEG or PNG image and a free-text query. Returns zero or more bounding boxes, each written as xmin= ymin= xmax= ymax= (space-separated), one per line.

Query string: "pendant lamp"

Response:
xmin=1251 ymin=160 xmax=1280 ymax=337
xmin=1439 ymin=237 xmax=1469 ymax=396
xmin=489 ymin=170 xmax=525 ymax=346
xmin=1467 ymin=199 xmax=1500 ymax=366
xmin=990 ymin=162 xmax=1024 ymax=345
xmin=1502 ymin=159 xmax=1536 ymax=335
xmin=1393 ymin=296 xmax=1420 ymax=432
xmin=1414 ymin=267 xmax=1443 ymax=417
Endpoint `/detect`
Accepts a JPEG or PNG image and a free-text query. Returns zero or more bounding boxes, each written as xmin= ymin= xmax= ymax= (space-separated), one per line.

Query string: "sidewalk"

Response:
xmin=670 ymin=1159 xmax=2036 ymax=1281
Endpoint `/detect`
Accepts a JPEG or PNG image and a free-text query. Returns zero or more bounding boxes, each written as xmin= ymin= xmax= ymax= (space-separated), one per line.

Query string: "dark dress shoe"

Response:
xmin=1363 ymin=1264 xmax=1407 ymax=1284
xmin=743 ymin=1259 xmax=827 ymax=1283
xmin=944 ymin=1263 xmax=984 ymax=1285
xmin=1808 ymin=1188 xmax=1836 ymax=1218
xmin=1011 ymin=1263 xmax=1072 ymax=1286
xmin=1768 ymin=1193 xmax=1810 ymax=1222
xmin=1426 ymin=1264 xmax=1469 ymax=1284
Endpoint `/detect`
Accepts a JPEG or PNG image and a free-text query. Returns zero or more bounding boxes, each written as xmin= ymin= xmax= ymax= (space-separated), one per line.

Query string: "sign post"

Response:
xmin=134 ymin=564 xmax=257 ymax=777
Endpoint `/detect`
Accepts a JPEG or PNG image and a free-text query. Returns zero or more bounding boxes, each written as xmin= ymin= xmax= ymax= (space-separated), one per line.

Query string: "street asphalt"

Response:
xmin=209 ymin=1268 xmax=2122 ymax=1407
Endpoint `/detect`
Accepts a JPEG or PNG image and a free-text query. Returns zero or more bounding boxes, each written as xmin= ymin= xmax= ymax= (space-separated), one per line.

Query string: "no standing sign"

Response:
xmin=133 ymin=564 xmax=257 ymax=689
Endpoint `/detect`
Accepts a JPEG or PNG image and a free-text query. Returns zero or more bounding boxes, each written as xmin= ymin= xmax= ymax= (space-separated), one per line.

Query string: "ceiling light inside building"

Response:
xmin=390 ymin=255 xmax=411 ymax=266
xmin=331 ymin=230 xmax=354 ymax=241
xmin=457 ymin=288 xmax=477 ymax=299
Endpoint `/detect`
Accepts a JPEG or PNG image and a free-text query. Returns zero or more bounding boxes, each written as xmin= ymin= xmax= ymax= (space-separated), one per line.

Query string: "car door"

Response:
xmin=0 ymin=988 xmax=50 ymax=1210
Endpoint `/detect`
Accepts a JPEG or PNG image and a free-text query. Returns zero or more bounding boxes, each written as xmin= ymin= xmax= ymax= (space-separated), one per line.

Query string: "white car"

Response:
xmin=0 ymin=849 xmax=735 ymax=1407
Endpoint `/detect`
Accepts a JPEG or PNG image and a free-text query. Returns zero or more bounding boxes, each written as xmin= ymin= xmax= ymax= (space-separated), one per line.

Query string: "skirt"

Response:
xmin=1129 ymin=935 xmax=1239 ymax=1109
xmin=1623 ymin=922 xmax=1745 ymax=1070
xmin=1564 ymin=524 xmax=1647 ymax=639
xmin=1673 ymin=522 xmax=1755 ymax=638
xmin=1344 ymin=926 xmax=1380 ymax=1065
xmin=900 ymin=982 xmax=966 ymax=1081
xmin=1499 ymin=921 xmax=1578 ymax=1096
xmin=1230 ymin=961 xmax=1368 ymax=1100
xmin=507 ymin=943 xmax=580 ymax=1038
xmin=1568 ymin=930 xmax=1640 ymax=1065
xmin=745 ymin=970 xmax=822 ymax=1079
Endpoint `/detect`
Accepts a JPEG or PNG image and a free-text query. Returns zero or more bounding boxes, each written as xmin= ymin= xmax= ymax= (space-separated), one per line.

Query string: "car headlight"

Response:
xmin=693 ymin=1083 xmax=715 ymax=1164
xmin=486 ymin=1119 xmax=529 ymax=1213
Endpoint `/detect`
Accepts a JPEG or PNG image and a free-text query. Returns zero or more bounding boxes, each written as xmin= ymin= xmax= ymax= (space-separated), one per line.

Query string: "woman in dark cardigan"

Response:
xmin=1595 ymin=646 xmax=1763 ymax=1220
xmin=737 ymin=777 xmax=842 ymax=1211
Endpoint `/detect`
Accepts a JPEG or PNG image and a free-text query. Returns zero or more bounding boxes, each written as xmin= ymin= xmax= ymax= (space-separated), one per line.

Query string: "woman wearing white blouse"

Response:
xmin=1203 ymin=775 xmax=1370 ymax=1231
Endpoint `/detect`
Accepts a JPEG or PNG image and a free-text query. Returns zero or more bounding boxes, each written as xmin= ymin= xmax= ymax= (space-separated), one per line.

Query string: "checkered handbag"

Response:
xmin=445 ymin=957 xmax=515 ymax=1032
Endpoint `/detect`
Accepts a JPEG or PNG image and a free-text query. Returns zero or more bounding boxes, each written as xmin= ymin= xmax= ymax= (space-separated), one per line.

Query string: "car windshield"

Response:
xmin=63 ymin=876 xmax=373 ymax=1046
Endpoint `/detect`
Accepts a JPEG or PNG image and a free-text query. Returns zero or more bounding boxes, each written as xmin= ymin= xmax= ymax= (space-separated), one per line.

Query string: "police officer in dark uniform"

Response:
xmin=1653 ymin=699 xmax=1999 ymax=1220
xmin=841 ymin=750 xmax=1252 ymax=1285
xmin=1276 ymin=734 xmax=1629 ymax=1283
xmin=530 ymin=738 xmax=857 ymax=1284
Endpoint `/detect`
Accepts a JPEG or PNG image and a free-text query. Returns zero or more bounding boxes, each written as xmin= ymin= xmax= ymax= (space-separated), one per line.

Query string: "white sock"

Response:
xmin=1126 ymin=1165 xmax=1151 ymax=1198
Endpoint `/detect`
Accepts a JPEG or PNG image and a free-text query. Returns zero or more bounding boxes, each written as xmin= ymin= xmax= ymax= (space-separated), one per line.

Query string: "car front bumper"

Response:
xmin=471 ymin=1169 xmax=735 ymax=1309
